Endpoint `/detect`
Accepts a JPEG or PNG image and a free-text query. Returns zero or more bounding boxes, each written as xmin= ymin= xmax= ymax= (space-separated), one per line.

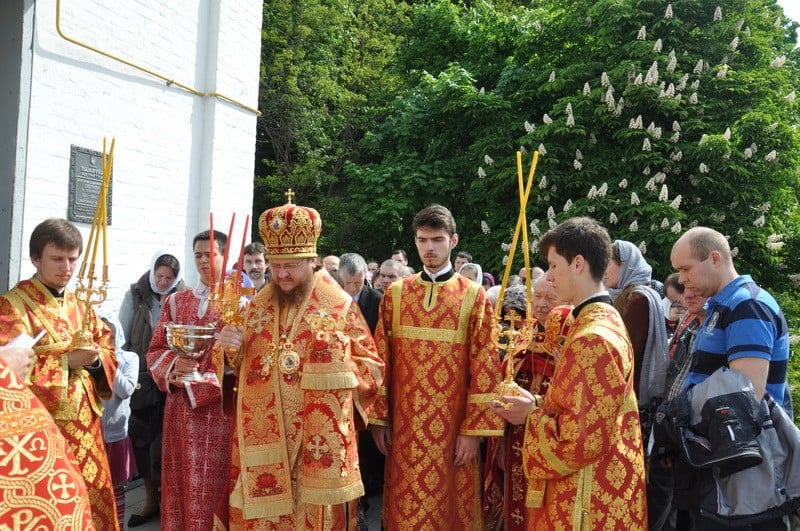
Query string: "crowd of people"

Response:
xmin=0 ymin=197 xmax=794 ymax=530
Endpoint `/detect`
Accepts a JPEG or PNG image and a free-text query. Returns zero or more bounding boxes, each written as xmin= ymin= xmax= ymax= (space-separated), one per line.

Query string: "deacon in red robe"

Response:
xmin=371 ymin=205 xmax=504 ymax=530
xmin=0 ymin=219 xmax=118 ymax=530
xmin=492 ymin=217 xmax=647 ymax=531
xmin=146 ymin=230 xmax=234 ymax=531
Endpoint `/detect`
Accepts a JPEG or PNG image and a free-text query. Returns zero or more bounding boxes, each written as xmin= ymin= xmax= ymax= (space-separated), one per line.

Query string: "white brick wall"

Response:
xmin=14 ymin=0 xmax=262 ymax=311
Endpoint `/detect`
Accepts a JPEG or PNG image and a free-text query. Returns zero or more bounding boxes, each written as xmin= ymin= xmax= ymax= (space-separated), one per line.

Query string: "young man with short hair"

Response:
xmin=492 ymin=216 xmax=647 ymax=529
xmin=0 ymin=218 xmax=119 ymax=530
xmin=371 ymin=204 xmax=503 ymax=529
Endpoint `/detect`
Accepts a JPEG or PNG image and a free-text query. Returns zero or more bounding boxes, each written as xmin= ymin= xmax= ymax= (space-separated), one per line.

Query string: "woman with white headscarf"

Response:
xmin=118 ymin=250 xmax=185 ymax=527
xmin=458 ymin=262 xmax=483 ymax=284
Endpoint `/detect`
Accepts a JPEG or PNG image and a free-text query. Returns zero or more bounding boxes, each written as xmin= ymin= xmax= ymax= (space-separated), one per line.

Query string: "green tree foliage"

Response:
xmin=253 ymin=0 xmax=409 ymax=253
xmin=348 ymin=0 xmax=799 ymax=285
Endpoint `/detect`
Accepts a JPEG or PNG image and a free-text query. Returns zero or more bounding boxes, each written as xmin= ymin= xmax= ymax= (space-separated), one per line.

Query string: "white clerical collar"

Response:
xmin=423 ymin=263 xmax=453 ymax=282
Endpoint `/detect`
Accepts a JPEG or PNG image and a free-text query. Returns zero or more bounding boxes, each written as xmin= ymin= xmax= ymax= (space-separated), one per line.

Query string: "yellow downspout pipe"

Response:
xmin=54 ymin=0 xmax=261 ymax=116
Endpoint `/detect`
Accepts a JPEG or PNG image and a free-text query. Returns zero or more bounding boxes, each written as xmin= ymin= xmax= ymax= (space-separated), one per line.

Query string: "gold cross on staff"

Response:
xmin=284 ymin=188 xmax=295 ymax=204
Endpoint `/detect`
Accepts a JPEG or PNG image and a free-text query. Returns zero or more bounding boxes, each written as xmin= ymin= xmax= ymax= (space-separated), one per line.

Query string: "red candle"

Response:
xmin=236 ymin=214 xmax=250 ymax=287
xmin=219 ymin=213 xmax=235 ymax=297
xmin=209 ymin=212 xmax=216 ymax=291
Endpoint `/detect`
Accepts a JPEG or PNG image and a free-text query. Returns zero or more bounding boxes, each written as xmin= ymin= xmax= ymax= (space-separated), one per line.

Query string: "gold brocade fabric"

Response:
xmin=0 ymin=278 xmax=119 ymax=531
xmin=220 ymin=272 xmax=383 ymax=530
xmin=0 ymin=357 xmax=96 ymax=529
xmin=522 ymin=302 xmax=647 ymax=530
xmin=372 ymin=274 xmax=504 ymax=530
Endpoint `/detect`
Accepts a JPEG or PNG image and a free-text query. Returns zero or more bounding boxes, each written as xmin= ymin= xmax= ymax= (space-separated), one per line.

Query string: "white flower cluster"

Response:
xmin=524 ymin=120 xmax=535 ymax=134
xmin=549 ymin=70 xmax=556 ymax=82
xmin=765 ymin=150 xmax=777 ymax=162
xmin=637 ymin=26 xmax=647 ymax=40
xmin=539 ymin=175 xmax=548 ymax=189
xmin=753 ymin=214 xmax=765 ymax=228
xmin=671 ymin=221 xmax=682 ymax=233
xmin=609 ymin=212 xmax=618 ymax=224
xmin=543 ymin=113 xmax=553 ymax=124
xmin=638 ymin=241 xmax=647 ymax=254
xmin=770 ymin=56 xmax=787 ymax=68
xmin=563 ymin=199 xmax=573 ymax=212
xmin=670 ymin=195 xmax=682 ymax=209
xmin=631 ymin=192 xmax=640 ymax=205
xmin=481 ymin=220 xmax=491 ymax=234
xmin=629 ymin=220 xmax=639 ymax=232
xmin=645 ymin=61 xmax=659 ymax=85
xmin=619 ymin=178 xmax=628 ymax=189
xmin=713 ymin=6 xmax=722 ymax=22
xmin=659 ymin=184 xmax=669 ymax=201
xmin=477 ymin=167 xmax=486 ymax=178
xmin=766 ymin=233 xmax=784 ymax=251
xmin=530 ymin=220 xmax=541 ymax=237
xmin=730 ymin=36 xmax=739 ymax=51
xmin=584 ymin=82 xmax=591 ymax=95
xmin=717 ymin=64 xmax=729 ymax=79
xmin=484 ymin=154 xmax=494 ymax=165
xmin=538 ymin=143 xmax=547 ymax=156
xmin=664 ymin=4 xmax=673 ymax=18
xmin=547 ymin=206 xmax=556 ymax=219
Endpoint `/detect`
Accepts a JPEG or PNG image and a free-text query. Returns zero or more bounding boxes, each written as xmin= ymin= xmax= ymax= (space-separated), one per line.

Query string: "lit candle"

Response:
xmin=219 ymin=213 xmax=235 ymax=297
xmin=235 ymin=214 xmax=250 ymax=285
xmin=209 ymin=212 xmax=216 ymax=291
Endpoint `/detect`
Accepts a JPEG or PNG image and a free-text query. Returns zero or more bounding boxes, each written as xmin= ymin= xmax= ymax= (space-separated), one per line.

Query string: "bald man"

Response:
xmin=670 ymin=228 xmax=791 ymax=529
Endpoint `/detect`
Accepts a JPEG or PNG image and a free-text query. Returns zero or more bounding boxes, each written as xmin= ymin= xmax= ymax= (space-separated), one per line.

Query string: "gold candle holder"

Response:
xmin=491 ymin=150 xmax=540 ymax=407
xmin=491 ymin=310 xmax=536 ymax=402
xmin=71 ymin=138 xmax=114 ymax=350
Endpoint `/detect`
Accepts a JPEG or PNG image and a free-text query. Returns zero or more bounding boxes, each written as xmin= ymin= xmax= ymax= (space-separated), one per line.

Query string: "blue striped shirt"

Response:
xmin=686 ymin=275 xmax=790 ymax=408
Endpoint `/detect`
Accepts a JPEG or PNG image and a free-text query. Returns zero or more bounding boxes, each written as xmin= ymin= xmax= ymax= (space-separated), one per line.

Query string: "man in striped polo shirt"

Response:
xmin=670 ymin=226 xmax=791 ymax=529
xmin=671 ymin=226 xmax=790 ymax=410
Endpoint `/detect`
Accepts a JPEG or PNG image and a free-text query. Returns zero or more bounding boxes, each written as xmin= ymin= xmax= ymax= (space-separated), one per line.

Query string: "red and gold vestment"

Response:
xmin=372 ymin=274 xmax=504 ymax=530
xmin=216 ymin=272 xmax=383 ymax=530
xmin=522 ymin=302 xmax=647 ymax=530
xmin=147 ymin=285 xmax=234 ymax=531
xmin=0 ymin=278 xmax=118 ymax=530
xmin=0 ymin=356 xmax=96 ymax=529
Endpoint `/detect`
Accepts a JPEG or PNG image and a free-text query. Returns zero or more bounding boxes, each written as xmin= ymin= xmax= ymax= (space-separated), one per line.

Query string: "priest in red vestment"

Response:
xmin=214 ymin=196 xmax=384 ymax=530
xmin=492 ymin=217 xmax=647 ymax=530
xmin=371 ymin=204 xmax=504 ymax=530
xmin=0 ymin=218 xmax=119 ymax=530
xmin=483 ymin=280 xmax=573 ymax=531
xmin=146 ymin=230 xmax=234 ymax=531
xmin=0 ymin=345 xmax=96 ymax=529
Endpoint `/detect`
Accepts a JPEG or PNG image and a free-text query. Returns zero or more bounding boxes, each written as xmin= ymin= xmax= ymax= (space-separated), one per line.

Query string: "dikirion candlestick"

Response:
xmin=71 ymin=137 xmax=115 ymax=350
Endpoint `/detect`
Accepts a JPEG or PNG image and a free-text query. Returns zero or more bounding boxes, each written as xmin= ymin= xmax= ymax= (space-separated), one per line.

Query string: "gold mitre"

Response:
xmin=258 ymin=189 xmax=322 ymax=260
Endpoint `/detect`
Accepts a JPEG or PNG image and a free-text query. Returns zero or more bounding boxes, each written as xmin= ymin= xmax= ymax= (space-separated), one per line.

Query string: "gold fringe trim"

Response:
xmin=526 ymin=484 xmax=545 ymax=508
xmin=467 ymin=392 xmax=497 ymax=403
xmin=300 ymin=372 xmax=358 ymax=390
xmin=300 ymin=479 xmax=364 ymax=506
xmin=461 ymin=428 xmax=504 ymax=437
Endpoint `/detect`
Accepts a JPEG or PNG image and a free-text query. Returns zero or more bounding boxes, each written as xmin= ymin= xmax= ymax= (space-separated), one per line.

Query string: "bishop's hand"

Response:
xmin=490 ymin=386 xmax=538 ymax=425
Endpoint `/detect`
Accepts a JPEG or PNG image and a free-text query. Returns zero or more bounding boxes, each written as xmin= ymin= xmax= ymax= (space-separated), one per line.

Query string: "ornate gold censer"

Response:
xmin=492 ymin=150 xmax=540 ymax=407
xmin=71 ymin=138 xmax=114 ymax=350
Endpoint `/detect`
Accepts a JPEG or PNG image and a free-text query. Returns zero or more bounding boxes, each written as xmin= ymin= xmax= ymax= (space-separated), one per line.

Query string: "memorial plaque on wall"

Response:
xmin=68 ymin=145 xmax=113 ymax=224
